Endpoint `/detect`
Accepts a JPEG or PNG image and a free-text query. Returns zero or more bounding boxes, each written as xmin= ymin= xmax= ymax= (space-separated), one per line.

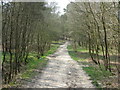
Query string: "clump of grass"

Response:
xmin=21 ymin=44 xmax=59 ymax=79
xmin=52 ymin=40 xmax=65 ymax=45
xmin=83 ymin=66 xmax=112 ymax=88
xmin=68 ymin=51 xmax=80 ymax=61
xmin=67 ymin=45 xmax=79 ymax=61
xmin=21 ymin=56 xmax=47 ymax=79
xmin=67 ymin=45 xmax=89 ymax=61
xmin=44 ymin=44 xmax=59 ymax=56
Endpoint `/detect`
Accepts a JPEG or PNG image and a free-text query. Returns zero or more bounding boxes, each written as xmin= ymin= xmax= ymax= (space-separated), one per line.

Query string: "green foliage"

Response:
xmin=67 ymin=45 xmax=89 ymax=53
xmin=83 ymin=67 xmax=112 ymax=80
xmin=44 ymin=44 xmax=59 ymax=56
xmin=67 ymin=44 xmax=88 ymax=52
xmin=67 ymin=44 xmax=112 ymax=88
xmin=68 ymin=45 xmax=117 ymax=62
xmin=2 ymin=2 xmax=62 ymax=84
xmin=68 ymin=51 xmax=80 ymax=61
xmin=65 ymin=2 xmax=119 ymax=73
xmin=77 ymin=47 xmax=89 ymax=53
xmin=21 ymin=43 xmax=59 ymax=79
xmin=21 ymin=56 xmax=47 ymax=79
xmin=67 ymin=45 xmax=80 ymax=61
xmin=83 ymin=66 xmax=112 ymax=88
xmin=8 ymin=43 xmax=60 ymax=87
xmin=67 ymin=45 xmax=89 ymax=61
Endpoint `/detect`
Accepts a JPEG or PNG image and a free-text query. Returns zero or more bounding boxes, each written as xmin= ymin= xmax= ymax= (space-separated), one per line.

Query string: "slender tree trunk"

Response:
xmin=118 ymin=1 xmax=120 ymax=87
xmin=88 ymin=34 xmax=98 ymax=64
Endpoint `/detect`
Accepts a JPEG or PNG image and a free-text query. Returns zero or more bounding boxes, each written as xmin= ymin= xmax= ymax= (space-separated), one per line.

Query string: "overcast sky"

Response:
xmin=55 ymin=0 xmax=71 ymax=14
xmin=47 ymin=0 xmax=74 ymax=14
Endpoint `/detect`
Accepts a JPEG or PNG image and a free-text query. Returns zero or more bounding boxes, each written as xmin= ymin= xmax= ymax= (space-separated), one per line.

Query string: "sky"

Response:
xmin=55 ymin=0 xmax=71 ymax=14
xmin=4 ymin=0 xmax=71 ymax=14
xmin=47 ymin=0 xmax=74 ymax=14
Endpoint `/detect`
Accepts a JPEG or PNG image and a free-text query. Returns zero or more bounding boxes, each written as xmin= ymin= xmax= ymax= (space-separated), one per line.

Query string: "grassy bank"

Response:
xmin=67 ymin=45 xmax=89 ymax=61
xmin=68 ymin=45 xmax=118 ymax=62
xmin=7 ymin=42 xmax=61 ymax=87
xmin=67 ymin=45 xmax=115 ymax=88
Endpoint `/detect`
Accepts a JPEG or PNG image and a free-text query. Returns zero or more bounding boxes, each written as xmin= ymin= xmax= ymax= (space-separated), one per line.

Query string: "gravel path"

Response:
xmin=22 ymin=42 xmax=94 ymax=88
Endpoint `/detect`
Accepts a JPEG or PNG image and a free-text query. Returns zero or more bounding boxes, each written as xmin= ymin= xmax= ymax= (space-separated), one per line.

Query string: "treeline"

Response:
xmin=2 ymin=2 xmax=60 ymax=84
xmin=62 ymin=2 xmax=119 ymax=72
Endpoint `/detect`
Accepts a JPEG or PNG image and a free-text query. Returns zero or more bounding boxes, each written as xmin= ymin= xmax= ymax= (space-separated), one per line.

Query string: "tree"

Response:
xmin=64 ymin=2 xmax=119 ymax=71
xmin=2 ymin=2 xmax=61 ymax=84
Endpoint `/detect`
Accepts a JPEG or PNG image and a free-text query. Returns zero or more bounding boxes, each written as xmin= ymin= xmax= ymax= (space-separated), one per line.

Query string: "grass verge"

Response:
xmin=67 ymin=45 xmax=113 ymax=88
xmin=8 ymin=43 xmax=60 ymax=87
xmin=82 ymin=66 xmax=112 ymax=88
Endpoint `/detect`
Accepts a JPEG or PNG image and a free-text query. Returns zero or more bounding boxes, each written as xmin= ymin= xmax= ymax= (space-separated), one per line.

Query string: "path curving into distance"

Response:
xmin=22 ymin=42 xmax=94 ymax=88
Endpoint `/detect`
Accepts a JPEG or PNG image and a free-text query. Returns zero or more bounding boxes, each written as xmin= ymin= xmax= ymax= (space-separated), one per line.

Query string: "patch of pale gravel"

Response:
xmin=22 ymin=42 xmax=95 ymax=88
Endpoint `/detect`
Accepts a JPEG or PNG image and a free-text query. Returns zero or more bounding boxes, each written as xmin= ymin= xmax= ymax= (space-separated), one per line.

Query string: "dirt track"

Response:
xmin=22 ymin=42 xmax=94 ymax=88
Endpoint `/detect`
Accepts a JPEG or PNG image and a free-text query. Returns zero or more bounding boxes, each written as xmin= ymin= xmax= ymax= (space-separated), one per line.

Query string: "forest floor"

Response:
xmin=19 ymin=42 xmax=94 ymax=88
